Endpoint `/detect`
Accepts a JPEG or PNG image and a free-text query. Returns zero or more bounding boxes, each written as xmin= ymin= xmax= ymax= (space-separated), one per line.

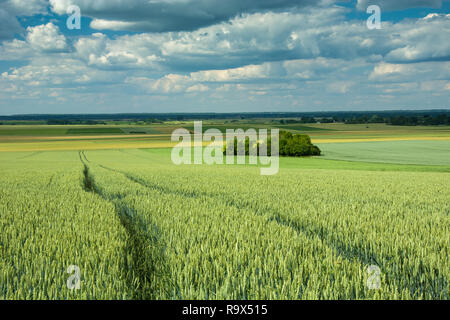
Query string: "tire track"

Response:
xmin=16 ymin=151 xmax=43 ymax=160
xmin=94 ymin=160 xmax=448 ymax=299
xmin=79 ymin=151 xmax=170 ymax=299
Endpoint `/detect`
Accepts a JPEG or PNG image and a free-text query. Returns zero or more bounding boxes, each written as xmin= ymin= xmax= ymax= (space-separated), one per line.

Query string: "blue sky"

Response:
xmin=0 ymin=0 xmax=449 ymax=115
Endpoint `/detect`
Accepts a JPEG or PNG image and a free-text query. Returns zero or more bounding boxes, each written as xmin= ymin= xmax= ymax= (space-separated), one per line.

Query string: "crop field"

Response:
xmin=0 ymin=123 xmax=449 ymax=300
xmin=66 ymin=128 xmax=126 ymax=135
xmin=318 ymin=140 xmax=450 ymax=166
xmin=1 ymin=122 xmax=449 ymax=152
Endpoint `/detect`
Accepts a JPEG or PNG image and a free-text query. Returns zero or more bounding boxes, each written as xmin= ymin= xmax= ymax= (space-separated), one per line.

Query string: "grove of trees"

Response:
xmin=223 ymin=131 xmax=321 ymax=157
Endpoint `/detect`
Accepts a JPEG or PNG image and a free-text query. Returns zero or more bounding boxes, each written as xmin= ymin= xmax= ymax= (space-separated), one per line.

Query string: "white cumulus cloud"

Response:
xmin=26 ymin=23 xmax=68 ymax=52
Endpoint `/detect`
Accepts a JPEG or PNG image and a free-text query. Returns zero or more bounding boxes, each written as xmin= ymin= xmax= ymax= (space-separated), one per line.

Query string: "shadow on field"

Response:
xmin=79 ymin=151 xmax=170 ymax=299
xmin=116 ymin=204 xmax=169 ymax=300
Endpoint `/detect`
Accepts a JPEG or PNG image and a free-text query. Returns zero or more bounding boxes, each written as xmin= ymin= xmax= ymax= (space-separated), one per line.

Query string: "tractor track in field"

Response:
xmin=91 ymin=157 xmax=448 ymax=299
xmin=78 ymin=151 xmax=170 ymax=299
xmin=97 ymin=162 xmax=382 ymax=266
xmin=16 ymin=151 xmax=43 ymax=160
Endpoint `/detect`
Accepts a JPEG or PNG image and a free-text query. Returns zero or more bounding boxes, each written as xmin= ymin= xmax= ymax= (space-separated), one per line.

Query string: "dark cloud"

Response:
xmin=357 ymin=0 xmax=444 ymax=11
xmin=50 ymin=0 xmax=327 ymax=32
xmin=0 ymin=8 xmax=22 ymax=40
xmin=0 ymin=0 xmax=48 ymax=40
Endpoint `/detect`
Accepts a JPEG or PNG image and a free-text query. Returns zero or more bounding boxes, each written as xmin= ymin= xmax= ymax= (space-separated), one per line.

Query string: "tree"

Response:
xmin=224 ymin=131 xmax=321 ymax=157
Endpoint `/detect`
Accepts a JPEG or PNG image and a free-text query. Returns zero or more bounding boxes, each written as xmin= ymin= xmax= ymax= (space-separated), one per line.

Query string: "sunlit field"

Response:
xmin=2 ymin=0 xmax=449 ymax=307
xmin=0 ymin=122 xmax=449 ymax=300
xmin=1 ymin=123 xmax=449 ymax=152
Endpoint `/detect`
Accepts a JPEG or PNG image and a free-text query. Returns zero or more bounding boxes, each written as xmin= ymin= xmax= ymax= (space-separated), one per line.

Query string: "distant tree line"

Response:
xmin=275 ymin=113 xmax=449 ymax=126
xmin=47 ymin=120 xmax=107 ymax=125
xmin=1 ymin=110 xmax=448 ymax=124
xmin=223 ymin=131 xmax=321 ymax=157
xmin=342 ymin=113 xmax=449 ymax=126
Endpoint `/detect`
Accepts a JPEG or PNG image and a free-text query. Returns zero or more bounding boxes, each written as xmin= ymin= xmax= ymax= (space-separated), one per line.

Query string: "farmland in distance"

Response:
xmin=0 ymin=122 xmax=449 ymax=299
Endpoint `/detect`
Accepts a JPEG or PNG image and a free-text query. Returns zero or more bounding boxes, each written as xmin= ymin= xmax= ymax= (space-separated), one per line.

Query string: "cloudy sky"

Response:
xmin=0 ymin=0 xmax=449 ymax=115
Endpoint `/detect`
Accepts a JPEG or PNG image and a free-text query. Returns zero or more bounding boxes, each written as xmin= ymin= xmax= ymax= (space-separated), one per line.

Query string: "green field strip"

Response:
xmin=181 ymin=124 xmax=334 ymax=134
xmin=0 ymin=128 xmax=68 ymax=136
xmin=318 ymin=140 xmax=450 ymax=166
xmin=134 ymin=147 xmax=450 ymax=173
xmin=277 ymin=125 xmax=335 ymax=132
xmin=66 ymin=127 xmax=126 ymax=135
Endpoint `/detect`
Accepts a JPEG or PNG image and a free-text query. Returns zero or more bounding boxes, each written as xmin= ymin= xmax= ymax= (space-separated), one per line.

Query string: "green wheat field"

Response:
xmin=0 ymin=123 xmax=449 ymax=300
